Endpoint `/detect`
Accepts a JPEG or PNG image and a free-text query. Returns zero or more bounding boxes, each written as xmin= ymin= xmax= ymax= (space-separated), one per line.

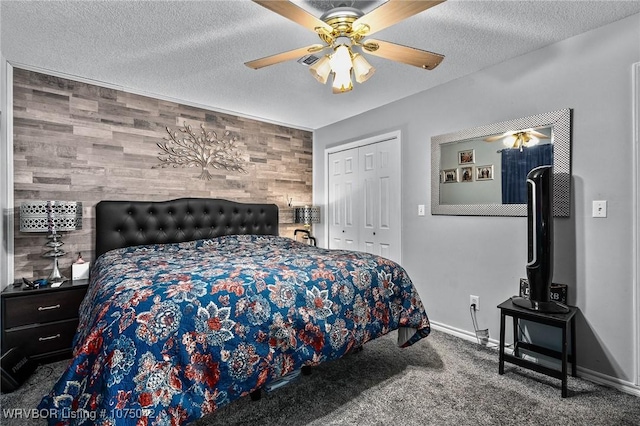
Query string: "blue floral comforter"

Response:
xmin=39 ymin=235 xmax=430 ymax=425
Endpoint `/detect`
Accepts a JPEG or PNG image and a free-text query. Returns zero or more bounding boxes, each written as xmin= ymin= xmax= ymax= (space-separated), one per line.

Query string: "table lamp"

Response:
xmin=294 ymin=205 xmax=320 ymax=245
xmin=20 ymin=201 xmax=83 ymax=285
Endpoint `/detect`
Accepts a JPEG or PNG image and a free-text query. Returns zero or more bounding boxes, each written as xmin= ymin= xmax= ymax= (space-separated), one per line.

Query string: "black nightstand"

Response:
xmin=1 ymin=279 xmax=89 ymax=363
xmin=498 ymin=298 xmax=578 ymax=397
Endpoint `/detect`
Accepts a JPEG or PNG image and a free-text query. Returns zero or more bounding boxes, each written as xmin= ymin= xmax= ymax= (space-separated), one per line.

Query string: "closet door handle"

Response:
xmin=373 ymin=232 xmax=376 ymax=235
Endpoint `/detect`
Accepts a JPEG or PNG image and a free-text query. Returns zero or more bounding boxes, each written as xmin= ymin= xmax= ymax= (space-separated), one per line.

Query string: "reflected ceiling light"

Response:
xmin=352 ymin=53 xmax=375 ymax=83
xmin=485 ymin=128 xmax=550 ymax=150
xmin=502 ymin=130 xmax=545 ymax=149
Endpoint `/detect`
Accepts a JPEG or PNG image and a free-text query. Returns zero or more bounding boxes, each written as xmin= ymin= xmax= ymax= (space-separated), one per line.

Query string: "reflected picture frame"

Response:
xmin=460 ymin=166 xmax=473 ymax=182
xmin=475 ymin=165 xmax=494 ymax=181
xmin=458 ymin=149 xmax=475 ymax=164
xmin=441 ymin=168 xmax=458 ymax=183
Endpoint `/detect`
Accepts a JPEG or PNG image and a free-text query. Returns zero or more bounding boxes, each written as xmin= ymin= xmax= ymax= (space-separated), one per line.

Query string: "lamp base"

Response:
xmin=511 ymin=296 xmax=570 ymax=314
xmin=48 ymin=257 xmax=68 ymax=287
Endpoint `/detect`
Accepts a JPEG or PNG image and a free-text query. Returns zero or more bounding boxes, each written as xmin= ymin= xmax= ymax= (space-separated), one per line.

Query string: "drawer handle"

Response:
xmin=39 ymin=334 xmax=61 ymax=341
xmin=38 ymin=304 xmax=61 ymax=311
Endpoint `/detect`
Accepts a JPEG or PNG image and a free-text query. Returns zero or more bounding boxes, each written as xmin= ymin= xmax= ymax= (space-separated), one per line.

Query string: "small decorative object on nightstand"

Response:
xmin=294 ymin=205 xmax=320 ymax=246
xmin=1 ymin=279 xmax=89 ymax=363
xmin=71 ymin=252 xmax=90 ymax=280
xmin=20 ymin=201 xmax=83 ymax=286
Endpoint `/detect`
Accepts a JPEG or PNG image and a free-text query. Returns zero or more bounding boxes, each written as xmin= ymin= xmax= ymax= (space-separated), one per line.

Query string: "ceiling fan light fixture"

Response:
xmin=352 ymin=53 xmax=375 ymax=83
xmin=502 ymin=134 xmax=518 ymax=149
xmin=309 ymin=55 xmax=332 ymax=84
xmin=332 ymin=70 xmax=353 ymax=94
xmin=248 ymin=0 xmax=446 ymax=93
xmin=524 ymin=135 xmax=540 ymax=147
xmin=330 ymin=44 xmax=353 ymax=74
xmin=502 ymin=131 xmax=540 ymax=149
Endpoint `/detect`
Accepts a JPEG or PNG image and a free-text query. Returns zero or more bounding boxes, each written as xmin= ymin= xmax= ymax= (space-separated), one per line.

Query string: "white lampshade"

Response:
xmin=332 ymin=69 xmax=353 ymax=94
xmin=329 ymin=44 xmax=353 ymax=73
xmin=352 ymin=53 xmax=375 ymax=83
xmin=309 ymin=55 xmax=332 ymax=84
xmin=502 ymin=135 xmax=517 ymax=148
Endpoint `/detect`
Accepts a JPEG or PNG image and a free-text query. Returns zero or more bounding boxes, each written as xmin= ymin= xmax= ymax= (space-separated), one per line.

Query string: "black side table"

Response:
xmin=1 ymin=279 xmax=89 ymax=363
xmin=498 ymin=298 xmax=578 ymax=397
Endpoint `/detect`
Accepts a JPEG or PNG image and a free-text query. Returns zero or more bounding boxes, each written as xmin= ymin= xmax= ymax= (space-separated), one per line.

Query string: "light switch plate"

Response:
xmin=592 ymin=200 xmax=607 ymax=218
xmin=418 ymin=204 xmax=425 ymax=216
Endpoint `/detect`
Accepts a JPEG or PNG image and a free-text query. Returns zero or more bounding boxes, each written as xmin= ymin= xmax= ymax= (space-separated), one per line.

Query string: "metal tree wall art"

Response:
xmin=154 ymin=122 xmax=247 ymax=180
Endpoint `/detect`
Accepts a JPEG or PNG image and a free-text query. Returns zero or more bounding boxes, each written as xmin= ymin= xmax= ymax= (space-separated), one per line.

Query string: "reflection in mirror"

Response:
xmin=439 ymin=126 xmax=552 ymax=205
xmin=431 ymin=109 xmax=571 ymax=216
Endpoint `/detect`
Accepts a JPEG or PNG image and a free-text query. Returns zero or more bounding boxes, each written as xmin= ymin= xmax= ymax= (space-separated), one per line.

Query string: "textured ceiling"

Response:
xmin=1 ymin=1 xmax=639 ymax=130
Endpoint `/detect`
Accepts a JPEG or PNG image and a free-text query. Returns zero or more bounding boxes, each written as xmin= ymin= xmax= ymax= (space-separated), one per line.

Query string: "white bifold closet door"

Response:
xmin=328 ymin=138 xmax=401 ymax=264
xmin=328 ymin=148 xmax=360 ymax=251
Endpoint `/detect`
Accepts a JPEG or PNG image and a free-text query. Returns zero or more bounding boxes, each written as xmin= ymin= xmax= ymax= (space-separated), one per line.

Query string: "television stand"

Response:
xmin=497 ymin=298 xmax=578 ymax=397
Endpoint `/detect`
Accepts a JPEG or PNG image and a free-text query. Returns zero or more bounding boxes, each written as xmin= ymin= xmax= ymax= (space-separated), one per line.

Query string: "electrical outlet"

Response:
xmin=470 ymin=295 xmax=479 ymax=310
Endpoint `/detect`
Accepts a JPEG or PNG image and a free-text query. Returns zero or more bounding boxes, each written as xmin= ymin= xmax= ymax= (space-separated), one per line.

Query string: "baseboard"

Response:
xmin=430 ymin=321 xmax=500 ymax=348
xmin=577 ymin=366 xmax=640 ymax=397
xmin=430 ymin=320 xmax=640 ymax=398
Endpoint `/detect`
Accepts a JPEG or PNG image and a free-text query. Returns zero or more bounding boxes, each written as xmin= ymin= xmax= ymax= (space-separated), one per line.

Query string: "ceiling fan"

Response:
xmin=245 ymin=0 xmax=446 ymax=94
xmin=484 ymin=129 xmax=550 ymax=150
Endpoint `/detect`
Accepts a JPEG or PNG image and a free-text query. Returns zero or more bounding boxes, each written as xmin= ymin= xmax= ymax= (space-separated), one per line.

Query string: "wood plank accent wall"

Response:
xmin=12 ymin=68 xmax=313 ymax=281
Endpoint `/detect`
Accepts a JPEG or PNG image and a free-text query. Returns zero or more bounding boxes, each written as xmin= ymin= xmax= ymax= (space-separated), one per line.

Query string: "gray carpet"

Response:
xmin=2 ymin=330 xmax=639 ymax=425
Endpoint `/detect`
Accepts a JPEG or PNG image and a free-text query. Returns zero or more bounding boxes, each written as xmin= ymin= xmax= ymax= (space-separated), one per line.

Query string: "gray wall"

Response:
xmin=313 ymin=14 xmax=639 ymax=382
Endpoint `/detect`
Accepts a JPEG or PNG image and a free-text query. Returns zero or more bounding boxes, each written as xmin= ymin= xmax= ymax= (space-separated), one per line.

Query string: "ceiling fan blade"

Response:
xmin=527 ymin=129 xmax=550 ymax=139
xmin=352 ymin=0 xmax=445 ymax=37
xmin=253 ymin=0 xmax=333 ymax=34
xmin=245 ymin=44 xmax=328 ymax=69
xmin=484 ymin=133 xmax=509 ymax=142
xmin=361 ymin=39 xmax=444 ymax=70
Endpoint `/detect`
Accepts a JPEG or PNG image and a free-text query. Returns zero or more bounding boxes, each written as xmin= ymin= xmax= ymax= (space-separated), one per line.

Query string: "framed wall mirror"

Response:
xmin=431 ymin=108 xmax=571 ymax=216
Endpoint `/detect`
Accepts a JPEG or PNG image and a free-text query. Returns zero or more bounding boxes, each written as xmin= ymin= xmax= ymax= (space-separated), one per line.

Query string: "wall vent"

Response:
xmin=297 ymin=55 xmax=320 ymax=66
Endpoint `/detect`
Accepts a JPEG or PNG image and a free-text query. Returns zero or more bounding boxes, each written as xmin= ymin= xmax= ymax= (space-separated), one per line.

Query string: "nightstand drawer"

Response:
xmin=3 ymin=319 xmax=79 ymax=357
xmin=3 ymin=289 xmax=85 ymax=328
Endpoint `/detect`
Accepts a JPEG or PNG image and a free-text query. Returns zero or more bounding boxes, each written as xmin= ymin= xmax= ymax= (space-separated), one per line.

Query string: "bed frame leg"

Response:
xmin=250 ymin=389 xmax=262 ymax=401
xmin=301 ymin=365 xmax=312 ymax=376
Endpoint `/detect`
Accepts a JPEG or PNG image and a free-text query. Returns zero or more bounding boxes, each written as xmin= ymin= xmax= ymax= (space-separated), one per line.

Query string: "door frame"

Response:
xmin=633 ymin=62 xmax=639 ymax=387
xmin=323 ymin=130 xmax=402 ymax=261
xmin=1 ymin=60 xmax=14 ymax=290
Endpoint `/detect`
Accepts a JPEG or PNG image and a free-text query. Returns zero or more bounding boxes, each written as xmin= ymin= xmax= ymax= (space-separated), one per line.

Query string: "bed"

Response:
xmin=38 ymin=198 xmax=431 ymax=425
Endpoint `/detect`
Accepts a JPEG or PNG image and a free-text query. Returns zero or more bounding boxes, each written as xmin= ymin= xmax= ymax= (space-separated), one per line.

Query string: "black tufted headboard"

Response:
xmin=95 ymin=198 xmax=279 ymax=258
